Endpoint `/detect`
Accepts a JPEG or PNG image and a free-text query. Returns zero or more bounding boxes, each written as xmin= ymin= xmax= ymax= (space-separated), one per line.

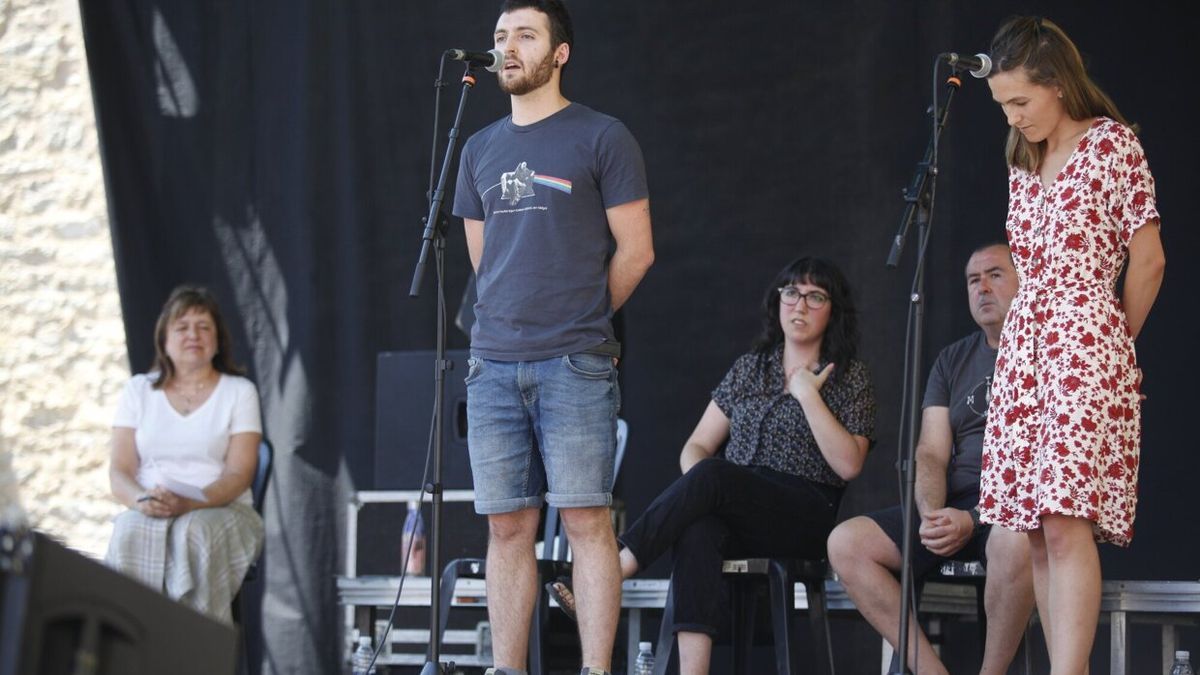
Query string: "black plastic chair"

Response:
xmin=928 ymin=560 xmax=988 ymax=644
xmin=233 ymin=439 xmax=272 ymax=673
xmin=653 ymin=557 xmax=835 ymax=675
xmin=235 ymin=439 xmax=273 ymax=596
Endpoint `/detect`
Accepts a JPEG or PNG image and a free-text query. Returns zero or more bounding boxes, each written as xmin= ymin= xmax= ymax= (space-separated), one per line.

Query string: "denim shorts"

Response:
xmin=464 ymin=352 xmax=620 ymax=515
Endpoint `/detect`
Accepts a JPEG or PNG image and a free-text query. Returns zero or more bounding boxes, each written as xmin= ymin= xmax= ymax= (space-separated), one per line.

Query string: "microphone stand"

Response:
xmin=410 ymin=61 xmax=479 ymax=675
xmin=884 ymin=59 xmax=966 ymax=674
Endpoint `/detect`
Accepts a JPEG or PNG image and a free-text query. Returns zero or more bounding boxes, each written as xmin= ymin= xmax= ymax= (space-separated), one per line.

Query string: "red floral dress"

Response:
xmin=978 ymin=117 xmax=1159 ymax=546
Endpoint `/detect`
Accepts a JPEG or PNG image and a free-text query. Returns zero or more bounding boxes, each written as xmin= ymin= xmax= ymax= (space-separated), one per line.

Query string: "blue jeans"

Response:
xmin=465 ymin=352 xmax=620 ymax=515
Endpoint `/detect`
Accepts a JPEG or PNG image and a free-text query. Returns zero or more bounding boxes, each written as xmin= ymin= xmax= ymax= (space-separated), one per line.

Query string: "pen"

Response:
xmin=136 ymin=494 xmax=160 ymax=503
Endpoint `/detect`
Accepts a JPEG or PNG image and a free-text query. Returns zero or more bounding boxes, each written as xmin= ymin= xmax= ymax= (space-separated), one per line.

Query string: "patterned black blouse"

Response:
xmin=712 ymin=346 xmax=876 ymax=487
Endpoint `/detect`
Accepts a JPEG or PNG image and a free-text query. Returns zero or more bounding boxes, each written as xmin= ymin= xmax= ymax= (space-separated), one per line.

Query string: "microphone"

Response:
xmin=943 ymin=52 xmax=992 ymax=78
xmin=446 ymin=48 xmax=505 ymax=73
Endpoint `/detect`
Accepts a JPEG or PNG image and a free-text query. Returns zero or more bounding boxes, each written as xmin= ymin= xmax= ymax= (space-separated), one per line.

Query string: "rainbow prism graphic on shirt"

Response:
xmin=500 ymin=161 xmax=572 ymax=205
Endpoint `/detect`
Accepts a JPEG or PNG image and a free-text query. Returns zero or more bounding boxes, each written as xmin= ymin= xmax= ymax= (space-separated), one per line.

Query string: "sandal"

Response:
xmin=544 ymin=576 xmax=577 ymax=622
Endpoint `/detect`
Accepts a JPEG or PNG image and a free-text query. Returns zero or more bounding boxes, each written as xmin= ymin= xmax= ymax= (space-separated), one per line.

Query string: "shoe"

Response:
xmin=544 ymin=575 xmax=577 ymax=622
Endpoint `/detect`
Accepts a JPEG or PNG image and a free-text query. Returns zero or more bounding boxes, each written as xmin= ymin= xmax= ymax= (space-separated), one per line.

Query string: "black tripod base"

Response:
xmin=419 ymin=659 xmax=456 ymax=675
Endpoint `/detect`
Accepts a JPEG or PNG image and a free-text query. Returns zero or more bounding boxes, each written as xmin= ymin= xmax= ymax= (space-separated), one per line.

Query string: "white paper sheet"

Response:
xmin=160 ymin=477 xmax=209 ymax=503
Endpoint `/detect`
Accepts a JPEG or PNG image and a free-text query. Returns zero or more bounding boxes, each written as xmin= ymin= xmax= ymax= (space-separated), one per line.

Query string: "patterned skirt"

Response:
xmin=105 ymin=501 xmax=264 ymax=623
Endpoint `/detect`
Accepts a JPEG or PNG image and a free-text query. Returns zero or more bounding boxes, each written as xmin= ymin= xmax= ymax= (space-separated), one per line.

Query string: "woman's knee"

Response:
xmin=113 ymin=507 xmax=150 ymax=527
xmin=108 ymin=510 xmax=146 ymax=547
xmin=985 ymin=526 xmax=1031 ymax=575
xmin=679 ymin=457 xmax=732 ymax=495
xmin=185 ymin=506 xmax=232 ymax=530
xmin=1039 ymin=514 xmax=1096 ymax=559
xmin=688 ymin=457 xmax=728 ymax=479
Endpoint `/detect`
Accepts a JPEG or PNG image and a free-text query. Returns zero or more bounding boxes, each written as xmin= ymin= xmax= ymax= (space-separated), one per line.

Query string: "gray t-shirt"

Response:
xmin=453 ymin=103 xmax=648 ymax=361
xmin=922 ymin=331 xmax=998 ymax=497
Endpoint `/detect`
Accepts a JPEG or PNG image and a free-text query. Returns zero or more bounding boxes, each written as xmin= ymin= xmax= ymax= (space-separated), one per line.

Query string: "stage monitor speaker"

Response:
xmin=375 ymin=349 xmax=473 ymax=490
xmin=0 ymin=530 xmax=236 ymax=675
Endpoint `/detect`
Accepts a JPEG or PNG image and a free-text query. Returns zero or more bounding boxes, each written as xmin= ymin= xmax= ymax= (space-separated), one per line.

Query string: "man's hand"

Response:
xmin=918 ymin=507 xmax=974 ymax=557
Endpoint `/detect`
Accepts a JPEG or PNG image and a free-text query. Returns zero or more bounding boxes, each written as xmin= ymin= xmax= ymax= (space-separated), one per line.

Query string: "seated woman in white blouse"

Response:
xmin=105 ymin=285 xmax=263 ymax=624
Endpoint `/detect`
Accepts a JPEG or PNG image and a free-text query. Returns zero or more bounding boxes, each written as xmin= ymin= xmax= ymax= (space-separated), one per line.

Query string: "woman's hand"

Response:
xmin=786 ymin=362 xmax=834 ymax=402
xmin=786 ymin=362 xmax=870 ymax=481
xmin=134 ymin=492 xmax=169 ymax=518
xmin=136 ymin=486 xmax=201 ymax=518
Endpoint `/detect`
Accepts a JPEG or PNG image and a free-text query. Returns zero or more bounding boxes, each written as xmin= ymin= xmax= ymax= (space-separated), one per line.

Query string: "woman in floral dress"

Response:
xmin=979 ymin=16 xmax=1165 ymax=672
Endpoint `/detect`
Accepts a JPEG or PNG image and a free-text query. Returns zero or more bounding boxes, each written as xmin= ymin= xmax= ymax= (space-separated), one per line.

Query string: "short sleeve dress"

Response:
xmin=978 ymin=117 xmax=1159 ymax=546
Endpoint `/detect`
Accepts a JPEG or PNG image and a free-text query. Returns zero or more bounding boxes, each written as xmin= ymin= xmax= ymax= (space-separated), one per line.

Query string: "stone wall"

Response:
xmin=0 ymin=0 xmax=128 ymax=557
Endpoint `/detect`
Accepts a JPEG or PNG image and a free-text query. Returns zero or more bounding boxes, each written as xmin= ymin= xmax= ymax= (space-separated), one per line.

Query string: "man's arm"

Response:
xmin=606 ymin=198 xmax=654 ymax=311
xmin=464 ymin=218 xmax=484 ymax=273
xmin=914 ymin=405 xmax=975 ymax=557
xmin=913 ymin=406 xmax=952 ymax=517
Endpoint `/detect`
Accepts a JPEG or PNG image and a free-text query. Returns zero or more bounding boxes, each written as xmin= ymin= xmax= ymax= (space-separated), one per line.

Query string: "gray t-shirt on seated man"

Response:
xmin=452 ymin=102 xmax=648 ymax=361
xmin=922 ymin=330 xmax=998 ymax=497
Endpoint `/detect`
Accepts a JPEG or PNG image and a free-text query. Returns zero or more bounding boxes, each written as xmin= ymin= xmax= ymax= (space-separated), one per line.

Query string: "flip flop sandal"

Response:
xmin=544 ymin=576 xmax=577 ymax=622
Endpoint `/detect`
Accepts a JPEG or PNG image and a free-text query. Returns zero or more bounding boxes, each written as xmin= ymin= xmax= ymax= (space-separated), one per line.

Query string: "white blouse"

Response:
xmin=113 ymin=373 xmax=261 ymax=505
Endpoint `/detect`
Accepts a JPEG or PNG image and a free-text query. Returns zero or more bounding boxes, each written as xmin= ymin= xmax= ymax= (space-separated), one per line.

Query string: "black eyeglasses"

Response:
xmin=778 ymin=287 xmax=830 ymax=309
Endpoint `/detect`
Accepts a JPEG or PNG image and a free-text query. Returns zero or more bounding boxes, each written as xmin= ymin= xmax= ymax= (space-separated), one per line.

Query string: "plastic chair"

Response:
xmin=233 ymin=438 xmax=272 ymax=673
xmin=237 ymin=439 xmax=273 ymax=593
xmin=652 ymin=557 xmax=835 ymax=675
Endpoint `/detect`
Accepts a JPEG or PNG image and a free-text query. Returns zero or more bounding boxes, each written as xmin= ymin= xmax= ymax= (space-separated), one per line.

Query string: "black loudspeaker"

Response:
xmin=374 ymin=349 xmax=473 ymax=490
xmin=0 ymin=530 xmax=236 ymax=675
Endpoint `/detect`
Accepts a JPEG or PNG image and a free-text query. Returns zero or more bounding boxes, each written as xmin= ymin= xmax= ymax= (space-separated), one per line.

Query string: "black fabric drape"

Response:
xmin=80 ymin=1 xmax=1196 ymax=672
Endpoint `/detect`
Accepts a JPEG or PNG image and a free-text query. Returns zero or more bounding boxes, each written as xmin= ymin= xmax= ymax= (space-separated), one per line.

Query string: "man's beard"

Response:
xmin=498 ymin=49 xmax=556 ymax=96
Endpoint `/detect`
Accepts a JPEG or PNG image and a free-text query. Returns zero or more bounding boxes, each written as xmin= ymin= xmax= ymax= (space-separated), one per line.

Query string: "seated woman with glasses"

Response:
xmin=549 ymin=256 xmax=875 ymax=674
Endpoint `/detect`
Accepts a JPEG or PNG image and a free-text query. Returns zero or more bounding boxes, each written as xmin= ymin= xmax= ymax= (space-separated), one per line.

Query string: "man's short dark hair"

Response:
xmin=965 ymin=241 xmax=1014 ymax=276
xmin=499 ymin=0 xmax=574 ymax=51
xmin=970 ymin=241 xmax=1011 ymax=257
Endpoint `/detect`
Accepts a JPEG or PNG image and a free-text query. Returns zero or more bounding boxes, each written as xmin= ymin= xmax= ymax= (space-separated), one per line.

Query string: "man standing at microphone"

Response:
xmin=452 ymin=2 xmax=654 ymax=674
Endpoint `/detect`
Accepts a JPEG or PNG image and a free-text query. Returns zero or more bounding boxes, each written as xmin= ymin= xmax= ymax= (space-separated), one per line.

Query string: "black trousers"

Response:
xmin=618 ymin=458 xmax=841 ymax=635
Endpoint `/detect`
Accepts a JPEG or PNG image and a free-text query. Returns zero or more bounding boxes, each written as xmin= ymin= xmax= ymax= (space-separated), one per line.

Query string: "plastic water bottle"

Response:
xmin=351 ymin=635 xmax=376 ymax=675
xmin=401 ymin=500 xmax=426 ymax=575
xmin=1172 ymin=651 xmax=1195 ymax=675
xmin=634 ymin=640 xmax=655 ymax=675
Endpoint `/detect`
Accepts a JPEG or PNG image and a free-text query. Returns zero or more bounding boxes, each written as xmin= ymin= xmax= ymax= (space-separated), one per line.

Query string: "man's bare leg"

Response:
xmin=560 ymin=505 xmax=621 ymax=672
xmin=828 ymin=517 xmax=947 ymax=674
xmin=486 ymin=508 xmax=542 ymax=671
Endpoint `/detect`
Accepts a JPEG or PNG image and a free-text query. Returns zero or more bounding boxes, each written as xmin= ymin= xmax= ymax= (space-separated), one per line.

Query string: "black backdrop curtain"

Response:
xmin=80 ymin=1 xmax=1197 ymax=672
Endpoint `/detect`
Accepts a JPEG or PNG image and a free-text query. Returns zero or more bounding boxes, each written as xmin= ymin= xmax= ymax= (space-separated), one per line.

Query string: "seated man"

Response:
xmin=828 ymin=243 xmax=1035 ymax=674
